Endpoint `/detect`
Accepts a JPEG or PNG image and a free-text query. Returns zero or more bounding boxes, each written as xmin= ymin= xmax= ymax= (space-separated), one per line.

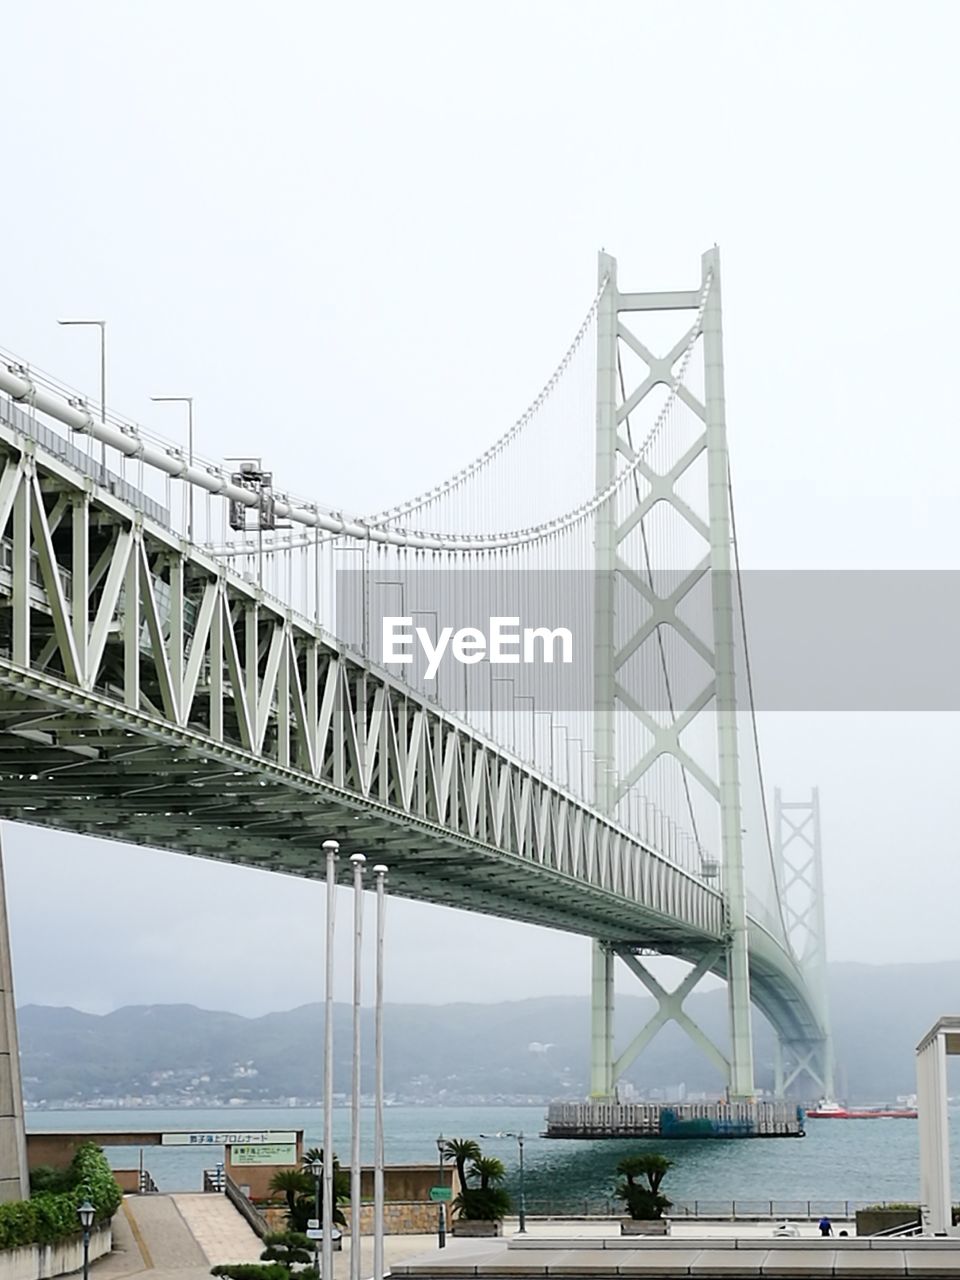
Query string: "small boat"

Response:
xmin=805 ymin=1098 xmax=918 ymax=1119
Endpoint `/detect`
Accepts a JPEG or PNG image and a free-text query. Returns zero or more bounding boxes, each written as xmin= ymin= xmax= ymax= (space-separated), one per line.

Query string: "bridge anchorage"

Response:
xmin=0 ymin=244 xmax=831 ymax=1189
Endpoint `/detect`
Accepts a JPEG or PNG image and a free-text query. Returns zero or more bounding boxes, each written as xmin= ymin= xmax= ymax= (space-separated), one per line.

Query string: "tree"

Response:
xmin=440 ymin=1138 xmax=481 ymax=1195
xmin=271 ymin=1153 xmax=348 ymax=1231
xmin=259 ymin=1232 xmax=315 ymax=1268
xmin=614 ymin=1153 xmax=674 ymax=1221
xmin=268 ymin=1169 xmax=314 ymax=1224
xmin=471 ymin=1156 xmax=506 ymax=1190
xmin=451 ymin=1147 xmax=511 ymax=1223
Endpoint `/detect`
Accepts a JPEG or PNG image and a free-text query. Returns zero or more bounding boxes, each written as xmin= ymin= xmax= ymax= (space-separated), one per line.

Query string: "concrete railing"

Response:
xmin=224 ymin=1175 xmax=270 ymax=1239
xmin=0 ymin=1225 xmax=111 ymax=1280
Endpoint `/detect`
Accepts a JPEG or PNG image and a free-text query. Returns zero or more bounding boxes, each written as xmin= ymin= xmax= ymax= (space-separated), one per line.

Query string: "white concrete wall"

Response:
xmin=916 ymin=1017 xmax=960 ymax=1236
xmin=0 ymin=1225 xmax=111 ymax=1280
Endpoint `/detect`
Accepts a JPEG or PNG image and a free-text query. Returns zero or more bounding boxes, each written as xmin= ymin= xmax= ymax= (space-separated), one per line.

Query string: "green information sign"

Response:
xmin=429 ymin=1187 xmax=452 ymax=1202
xmin=232 ymin=1143 xmax=298 ymax=1166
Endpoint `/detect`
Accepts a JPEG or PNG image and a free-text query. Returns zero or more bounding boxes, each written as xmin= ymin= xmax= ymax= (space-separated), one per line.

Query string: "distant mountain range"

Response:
xmin=17 ymin=960 xmax=960 ymax=1107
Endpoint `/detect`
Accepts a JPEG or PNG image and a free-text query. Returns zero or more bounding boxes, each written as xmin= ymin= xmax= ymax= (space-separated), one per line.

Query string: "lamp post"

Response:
xmin=372 ymin=864 xmax=388 ymax=1280
xmin=308 ymin=1156 xmax=323 ymax=1275
xmin=57 ymin=319 xmax=106 ymax=470
xmin=151 ymin=395 xmax=194 ymax=541
xmin=321 ymin=838 xmax=339 ymax=1280
xmin=436 ymin=1134 xmax=446 ymax=1248
xmin=77 ymin=1198 xmax=95 ymax=1280
xmin=479 ymin=1133 xmax=526 ymax=1233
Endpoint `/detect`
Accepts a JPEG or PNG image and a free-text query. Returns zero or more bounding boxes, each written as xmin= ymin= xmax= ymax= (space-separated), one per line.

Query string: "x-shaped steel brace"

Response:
xmin=612 ymin=945 xmax=729 ymax=1083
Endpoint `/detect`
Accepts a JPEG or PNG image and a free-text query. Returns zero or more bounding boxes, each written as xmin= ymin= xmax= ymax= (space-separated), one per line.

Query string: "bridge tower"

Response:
xmin=591 ymin=247 xmax=755 ymax=1102
xmin=772 ymin=789 xmax=835 ymax=1099
xmin=0 ymin=832 xmax=28 ymax=1200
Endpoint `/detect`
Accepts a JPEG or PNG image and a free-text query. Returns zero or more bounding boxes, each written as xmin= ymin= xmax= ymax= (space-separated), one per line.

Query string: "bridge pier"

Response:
xmin=775 ymin=1035 xmax=834 ymax=1100
xmin=589 ymin=943 xmax=736 ymax=1103
xmin=0 ymin=827 xmax=28 ymax=1201
xmin=589 ymin=941 xmax=615 ymax=1100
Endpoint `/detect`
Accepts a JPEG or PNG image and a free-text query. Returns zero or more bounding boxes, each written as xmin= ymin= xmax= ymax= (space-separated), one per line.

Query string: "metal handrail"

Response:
xmin=870 ymin=1218 xmax=923 ymax=1238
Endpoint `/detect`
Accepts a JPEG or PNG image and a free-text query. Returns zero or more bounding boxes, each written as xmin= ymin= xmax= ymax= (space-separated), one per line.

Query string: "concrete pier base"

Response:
xmin=545 ymin=1101 xmax=805 ymax=1139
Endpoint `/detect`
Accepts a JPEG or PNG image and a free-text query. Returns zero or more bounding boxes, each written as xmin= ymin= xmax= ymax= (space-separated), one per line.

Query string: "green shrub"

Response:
xmin=70 ymin=1142 xmax=122 ymax=1223
xmin=0 ymin=1141 xmax=120 ymax=1252
xmin=454 ymin=1187 xmax=512 ymax=1221
xmin=28 ymin=1168 xmax=73 ymax=1196
xmin=210 ymin=1265 xmax=293 ymax=1280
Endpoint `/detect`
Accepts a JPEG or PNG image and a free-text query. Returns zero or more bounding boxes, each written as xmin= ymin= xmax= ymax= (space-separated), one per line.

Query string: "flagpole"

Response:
xmin=321 ymin=839 xmax=339 ymax=1280
xmin=372 ymin=865 xmax=388 ymax=1280
xmin=349 ymin=854 xmax=366 ymax=1280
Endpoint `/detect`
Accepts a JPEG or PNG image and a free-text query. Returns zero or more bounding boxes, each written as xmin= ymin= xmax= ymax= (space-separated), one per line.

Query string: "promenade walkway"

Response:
xmin=392 ymin=1231 xmax=960 ymax=1278
xmin=91 ymin=1195 xmax=442 ymax=1280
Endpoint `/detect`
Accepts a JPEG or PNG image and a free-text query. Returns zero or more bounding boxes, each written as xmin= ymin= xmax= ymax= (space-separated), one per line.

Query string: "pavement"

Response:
xmin=90 ymin=1195 xmax=450 ymax=1280
xmin=92 ymin=1193 xmax=264 ymax=1280
xmin=89 ymin=1201 xmax=860 ymax=1280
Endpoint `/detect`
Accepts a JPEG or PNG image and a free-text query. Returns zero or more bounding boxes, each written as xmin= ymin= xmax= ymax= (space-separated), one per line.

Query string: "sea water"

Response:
xmin=26 ymin=1105 xmax=960 ymax=1209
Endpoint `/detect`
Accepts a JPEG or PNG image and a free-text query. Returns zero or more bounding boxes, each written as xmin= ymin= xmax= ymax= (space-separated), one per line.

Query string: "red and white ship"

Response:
xmin=805 ymin=1098 xmax=918 ymax=1119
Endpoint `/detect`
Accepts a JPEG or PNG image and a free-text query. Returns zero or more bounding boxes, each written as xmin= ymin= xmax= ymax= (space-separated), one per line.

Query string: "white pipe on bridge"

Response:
xmin=0 ymin=362 xmax=474 ymax=550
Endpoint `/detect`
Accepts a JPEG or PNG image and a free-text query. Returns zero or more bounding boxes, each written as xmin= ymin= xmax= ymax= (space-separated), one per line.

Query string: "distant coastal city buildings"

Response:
xmin=20 ymin=965 xmax=960 ymax=1110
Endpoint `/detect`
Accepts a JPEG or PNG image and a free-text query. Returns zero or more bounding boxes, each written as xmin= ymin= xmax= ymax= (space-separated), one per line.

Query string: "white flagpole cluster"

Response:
xmin=321 ymin=839 xmax=339 ymax=1280
xmin=319 ymin=847 xmax=389 ymax=1280
xmin=372 ymin=865 xmax=388 ymax=1280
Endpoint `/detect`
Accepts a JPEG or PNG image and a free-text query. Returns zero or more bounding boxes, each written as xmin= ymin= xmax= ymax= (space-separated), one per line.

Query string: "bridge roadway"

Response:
xmin=0 ymin=403 xmax=822 ymax=1052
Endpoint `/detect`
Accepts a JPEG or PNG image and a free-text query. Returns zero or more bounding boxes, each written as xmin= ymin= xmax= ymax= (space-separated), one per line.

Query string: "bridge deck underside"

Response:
xmin=0 ymin=672 xmax=821 ymax=1049
xmin=0 ymin=673 xmax=716 ymax=950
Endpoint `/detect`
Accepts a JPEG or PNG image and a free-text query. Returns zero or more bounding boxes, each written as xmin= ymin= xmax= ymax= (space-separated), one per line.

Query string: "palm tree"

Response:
xmin=614 ymin=1153 xmax=673 ymax=1221
xmin=269 ymin=1168 xmax=314 ymax=1221
xmin=441 ymin=1138 xmax=481 ymax=1193
xmin=470 ymin=1155 xmax=506 ymax=1191
xmin=297 ymin=1148 xmax=349 ymax=1229
xmin=616 ymin=1153 xmax=672 ymax=1195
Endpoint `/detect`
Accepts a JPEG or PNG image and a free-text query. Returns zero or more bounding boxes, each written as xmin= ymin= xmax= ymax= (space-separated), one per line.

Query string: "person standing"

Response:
xmin=818 ymin=1215 xmax=833 ymax=1237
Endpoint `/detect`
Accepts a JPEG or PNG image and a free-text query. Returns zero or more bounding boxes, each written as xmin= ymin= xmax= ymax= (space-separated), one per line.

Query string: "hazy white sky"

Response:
xmin=1 ymin=0 xmax=958 ymax=1015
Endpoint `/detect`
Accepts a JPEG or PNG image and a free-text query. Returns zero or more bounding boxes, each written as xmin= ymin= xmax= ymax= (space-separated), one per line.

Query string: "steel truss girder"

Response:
xmin=0 ymin=423 xmax=724 ymax=949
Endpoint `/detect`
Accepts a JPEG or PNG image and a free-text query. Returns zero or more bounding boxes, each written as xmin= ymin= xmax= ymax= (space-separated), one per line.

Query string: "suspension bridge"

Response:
xmin=0 ymin=247 xmax=831 ymax=1191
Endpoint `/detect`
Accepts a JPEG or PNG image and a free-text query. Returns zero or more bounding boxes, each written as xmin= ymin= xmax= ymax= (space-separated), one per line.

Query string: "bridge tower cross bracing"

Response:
xmin=773 ymin=788 xmax=835 ymax=1099
xmin=590 ymin=247 xmax=755 ymax=1102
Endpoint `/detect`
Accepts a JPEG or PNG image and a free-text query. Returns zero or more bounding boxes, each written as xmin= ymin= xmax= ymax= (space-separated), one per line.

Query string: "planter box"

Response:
xmin=451 ymin=1220 xmax=502 ymax=1238
xmin=620 ymin=1218 xmax=670 ymax=1236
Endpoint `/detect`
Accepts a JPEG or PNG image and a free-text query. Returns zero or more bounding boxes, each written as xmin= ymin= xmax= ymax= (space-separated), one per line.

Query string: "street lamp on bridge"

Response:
xmin=57 ymin=318 xmax=106 ymax=470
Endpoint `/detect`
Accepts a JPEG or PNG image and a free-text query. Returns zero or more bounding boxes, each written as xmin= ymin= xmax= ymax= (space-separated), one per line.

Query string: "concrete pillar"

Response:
xmin=773 ymin=1036 xmax=784 ymax=1099
xmin=917 ymin=1017 xmax=960 ymax=1236
xmin=589 ymin=941 xmax=615 ymax=1100
xmin=0 ymin=827 xmax=28 ymax=1201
